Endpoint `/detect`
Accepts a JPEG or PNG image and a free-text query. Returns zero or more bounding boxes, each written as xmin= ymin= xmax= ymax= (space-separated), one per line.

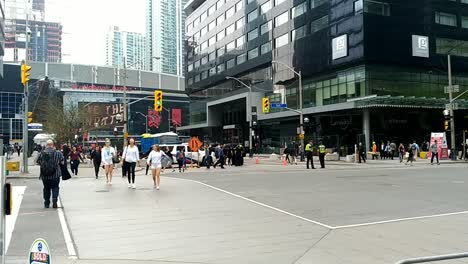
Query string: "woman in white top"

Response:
xmin=101 ymin=139 xmax=116 ymax=185
xmin=147 ymin=144 xmax=165 ymax=189
xmin=122 ymin=138 xmax=139 ymax=189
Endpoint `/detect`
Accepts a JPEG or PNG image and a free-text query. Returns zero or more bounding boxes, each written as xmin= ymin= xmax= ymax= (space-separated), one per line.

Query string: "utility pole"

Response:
xmin=448 ymin=54 xmax=456 ymax=160
xmin=123 ymin=56 xmax=128 ymax=146
xmin=298 ymin=70 xmax=304 ymax=157
xmin=22 ymin=13 xmax=30 ymax=173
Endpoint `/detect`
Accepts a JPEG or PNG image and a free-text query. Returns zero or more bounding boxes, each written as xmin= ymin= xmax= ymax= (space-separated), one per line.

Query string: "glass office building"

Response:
xmin=182 ymin=0 xmax=468 ymax=153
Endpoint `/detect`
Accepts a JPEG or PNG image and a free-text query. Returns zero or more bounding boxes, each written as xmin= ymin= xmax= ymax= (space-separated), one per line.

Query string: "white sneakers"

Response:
xmin=132 ymin=184 xmax=136 ymax=189
xmin=128 ymin=183 xmax=131 ymax=188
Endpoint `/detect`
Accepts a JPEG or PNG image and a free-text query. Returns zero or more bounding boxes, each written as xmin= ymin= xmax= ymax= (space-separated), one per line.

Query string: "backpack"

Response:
xmin=40 ymin=152 xmax=56 ymax=177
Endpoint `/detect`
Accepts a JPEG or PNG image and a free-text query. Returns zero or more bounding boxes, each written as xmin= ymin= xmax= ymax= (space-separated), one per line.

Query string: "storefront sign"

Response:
xmin=80 ymin=103 xmax=124 ymax=128
xmin=29 ymin=239 xmax=51 ymax=264
xmin=412 ymin=35 xmax=429 ymax=58
xmin=427 ymin=132 xmax=449 ymax=159
xmin=332 ymin=34 xmax=348 ymax=60
xmin=71 ymin=83 xmax=138 ymax=92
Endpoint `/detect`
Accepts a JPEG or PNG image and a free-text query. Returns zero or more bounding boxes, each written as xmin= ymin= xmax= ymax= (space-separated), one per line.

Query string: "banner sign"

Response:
xmin=80 ymin=103 xmax=124 ymax=128
xmin=428 ymin=132 xmax=449 ymax=159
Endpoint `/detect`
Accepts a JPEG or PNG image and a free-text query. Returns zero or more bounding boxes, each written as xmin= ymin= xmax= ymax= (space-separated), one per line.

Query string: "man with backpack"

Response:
xmin=37 ymin=140 xmax=64 ymax=209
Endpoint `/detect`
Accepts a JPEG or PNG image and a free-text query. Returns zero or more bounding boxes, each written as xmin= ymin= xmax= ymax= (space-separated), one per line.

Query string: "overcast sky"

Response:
xmin=46 ymin=0 xmax=145 ymax=65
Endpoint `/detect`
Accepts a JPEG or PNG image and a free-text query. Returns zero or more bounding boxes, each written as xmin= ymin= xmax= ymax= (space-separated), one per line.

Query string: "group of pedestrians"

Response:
xmin=304 ymin=140 xmax=326 ymax=169
xmin=202 ymin=144 xmax=245 ymax=169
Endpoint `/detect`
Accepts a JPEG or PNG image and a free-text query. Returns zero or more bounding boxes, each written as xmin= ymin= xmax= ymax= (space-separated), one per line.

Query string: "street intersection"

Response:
xmin=5 ymin=160 xmax=468 ymax=263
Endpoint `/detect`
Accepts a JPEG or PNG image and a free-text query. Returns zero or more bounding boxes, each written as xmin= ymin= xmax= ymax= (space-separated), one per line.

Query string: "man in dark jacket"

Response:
xmin=37 ymin=140 xmax=64 ymax=208
xmin=90 ymin=146 xmax=102 ymax=179
xmin=213 ymin=144 xmax=225 ymax=169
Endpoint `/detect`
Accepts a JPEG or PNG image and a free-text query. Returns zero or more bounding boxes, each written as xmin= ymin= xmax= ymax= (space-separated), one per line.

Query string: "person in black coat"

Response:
xmin=90 ymin=146 xmax=102 ymax=179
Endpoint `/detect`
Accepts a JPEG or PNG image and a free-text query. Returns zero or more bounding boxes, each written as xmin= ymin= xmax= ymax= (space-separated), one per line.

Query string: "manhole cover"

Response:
xmin=96 ymin=190 xmax=110 ymax=192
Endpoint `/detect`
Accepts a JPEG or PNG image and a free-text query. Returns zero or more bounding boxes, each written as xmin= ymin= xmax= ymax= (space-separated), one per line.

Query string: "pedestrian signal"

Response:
xmin=262 ymin=98 xmax=270 ymax=113
xmin=154 ymin=90 xmax=163 ymax=112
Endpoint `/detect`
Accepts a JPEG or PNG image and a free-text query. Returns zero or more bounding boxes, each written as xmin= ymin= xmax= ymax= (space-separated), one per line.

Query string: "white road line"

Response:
xmin=57 ymin=198 xmax=77 ymax=259
xmin=6 ymin=186 xmax=26 ymax=254
xmin=333 ymin=210 xmax=468 ymax=229
xmin=170 ymin=177 xmax=334 ymax=230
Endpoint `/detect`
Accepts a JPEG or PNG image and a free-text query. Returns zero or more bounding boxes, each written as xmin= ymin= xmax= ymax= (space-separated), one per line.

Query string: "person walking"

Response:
xmin=62 ymin=144 xmax=71 ymax=168
xmin=359 ymin=142 xmax=367 ymax=163
xmin=147 ymin=145 xmax=165 ymax=190
xmin=90 ymin=146 xmax=102 ymax=179
xmin=390 ymin=142 xmax=396 ymax=160
xmin=318 ymin=141 xmax=326 ymax=168
xmin=405 ymin=144 xmax=414 ymax=166
xmin=380 ymin=141 xmax=385 ymax=160
xmin=37 ymin=140 xmax=64 ymax=208
xmin=101 ymin=139 xmax=116 ymax=185
xmin=122 ymin=138 xmax=139 ymax=189
xmin=305 ymin=141 xmax=315 ymax=169
xmin=69 ymin=146 xmax=83 ymax=176
xmin=371 ymin=141 xmax=378 ymax=160
xmin=430 ymin=140 xmax=440 ymax=165
xmin=385 ymin=142 xmax=391 ymax=160
xmin=176 ymin=147 xmax=185 ymax=172
xmin=213 ymin=144 xmax=225 ymax=169
xmin=289 ymin=142 xmax=298 ymax=165
xmin=398 ymin=143 xmax=405 ymax=163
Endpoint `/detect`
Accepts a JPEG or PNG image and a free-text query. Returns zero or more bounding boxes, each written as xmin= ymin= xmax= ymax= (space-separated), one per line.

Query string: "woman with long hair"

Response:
xmin=91 ymin=146 xmax=102 ymax=179
xmin=101 ymin=139 xmax=116 ymax=185
xmin=147 ymin=145 xmax=164 ymax=190
xmin=122 ymin=138 xmax=139 ymax=189
xmin=69 ymin=146 xmax=84 ymax=176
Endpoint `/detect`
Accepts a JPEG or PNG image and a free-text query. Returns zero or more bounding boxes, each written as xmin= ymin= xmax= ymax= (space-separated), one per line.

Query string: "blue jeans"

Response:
xmin=42 ymin=177 xmax=60 ymax=206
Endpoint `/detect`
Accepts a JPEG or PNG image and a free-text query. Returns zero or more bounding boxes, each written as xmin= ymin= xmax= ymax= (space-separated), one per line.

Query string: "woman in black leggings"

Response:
xmin=122 ymin=138 xmax=140 ymax=189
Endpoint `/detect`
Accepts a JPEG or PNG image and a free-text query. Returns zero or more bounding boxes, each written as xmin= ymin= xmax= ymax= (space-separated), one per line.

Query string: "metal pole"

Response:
xmin=448 ymin=54 xmax=456 ymax=160
xmin=22 ymin=13 xmax=29 ymax=173
xmin=249 ymin=87 xmax=253 ymax=158
xmin=463 ymin=130 xmax=466 ymax=161
xmin=298 ymin=71 xmax=304 ymax=157
xmin=123 ymin=56 xmax=128 ymax=147
xmin=0 ymin=156 xmax=5 ymax=264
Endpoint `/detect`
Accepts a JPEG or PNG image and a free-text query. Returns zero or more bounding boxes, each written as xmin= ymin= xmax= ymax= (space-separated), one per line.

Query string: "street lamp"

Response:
xmin=226 ymin=76 xmax=254 ymax=157
xmin=271 ymin=60 xmax=304 ymax=157
xmin=135 ymin=112 xmax=148 ymax=133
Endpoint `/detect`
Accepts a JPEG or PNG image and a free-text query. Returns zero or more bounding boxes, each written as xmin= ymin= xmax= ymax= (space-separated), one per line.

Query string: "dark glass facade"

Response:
xmin=184 ymin=0 xmax=468 ymax=150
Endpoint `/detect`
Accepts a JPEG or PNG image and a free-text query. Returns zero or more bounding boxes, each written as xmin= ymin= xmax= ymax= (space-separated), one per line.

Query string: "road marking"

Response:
xmin=57 ymin=198 xmax=78 ymax=259
xmin=6 ymin=186 xmax=26 ymax=254
xmin=170 ymin=177 xmax=334 ymax=230
xmin=332 ymin=210 xmax=468 ymax=229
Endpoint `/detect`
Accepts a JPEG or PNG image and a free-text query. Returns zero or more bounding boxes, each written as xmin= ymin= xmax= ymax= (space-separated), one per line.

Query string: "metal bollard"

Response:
xmin=396 ymin=252 xmax=468 ymax=264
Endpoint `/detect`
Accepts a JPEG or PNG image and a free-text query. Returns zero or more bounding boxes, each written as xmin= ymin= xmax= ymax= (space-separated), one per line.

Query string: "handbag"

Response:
xmin=61 ymin=164 xmax=72 ymax=181
xmin=112 ymin=156 xmax=120 ymax=164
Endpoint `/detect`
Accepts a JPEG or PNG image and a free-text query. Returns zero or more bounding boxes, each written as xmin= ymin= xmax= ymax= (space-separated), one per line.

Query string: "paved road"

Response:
xmin=7 ymin=161 xmax=468 ymax=263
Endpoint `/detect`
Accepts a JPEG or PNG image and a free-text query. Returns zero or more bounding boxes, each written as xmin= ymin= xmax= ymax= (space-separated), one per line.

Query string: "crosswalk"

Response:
xmin=6 ymin=186 xmax=26 ymax=254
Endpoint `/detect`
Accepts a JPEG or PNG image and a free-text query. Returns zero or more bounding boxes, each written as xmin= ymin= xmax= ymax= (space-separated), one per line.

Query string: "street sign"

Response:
xmin=28 ymin=123 xmax=43 ymax=132
xmin=271 ymin=103 xmax=287 ymax=108
xmin=188 ymin=137 xmax=203 ymax=152
xmin=445 ymin=85 xmax=460 ymax=94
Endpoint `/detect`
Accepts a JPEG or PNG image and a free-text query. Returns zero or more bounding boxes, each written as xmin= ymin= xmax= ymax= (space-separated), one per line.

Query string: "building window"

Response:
xmin=248 ymin=9 xmax=258 ymax=22
xmin=201 ymin=56 xmax=208 ymax=65
xmin=201 ymin=41 xmax=208 ymax=51
xmin=193 ymin=17 xmax=200 ymax=27
xmin=188 ymin=64 xmax=193 ymax=72
xmin=217 ymin=14 xmax=225 ymax=25
xmin=260 ymin=20 xmax=272 ymax=35
xmin=311 ymin=0 xmax=328 ymax=8
xmin=226 ymin=24 xmax=235 ymax=35
xmin=201 ymin=11 xmax=208 ymax=22
xmin=209 ymin=51 xmax=216 ymax=61
xmin=236 ymin=18 xmax=244 ymax=30
xmin=209 ymin=20 xmax=216 ymax=31
xmin=462 ymin=0 xmax=468 ymax=3
xmin=462 ymin=16 xmax=468 ymax=28
xmin=237 ymin=53 xmax=247 ymax=64
xmin=195 ymin=74 xmax=200 ymax=82
xmin=275 ymin=11 xmax=289 ymax=27
xmin=236 ymin=36 xmax=245 ymax=48
xmin=208 ymin=5 xmax=216 ymax=15
xmin=364 ymin=0 xmax=390 ymax=16
xmin=201 ymin=71 xmax=208 ymax=80
xmin=248 ymin=0 xmax=255 ymax=3
xmin=292 ymin=25 xmax=306 ymax=40
xmin=248 ymin=47 xmax=259 ymax=59
xmin=188 ymin=77 xmax=193 ymax=85
xmin=275 ymin=0 xmax=287 ymax=6
xmin=292 ymin=2 xmax=307 ymax=18
xmin=261 ymin=41 xmax=272 ymax=54
xmin=261 ymin=0 xmax=272 ymax=13
xmin=227 ymin=58 xmax=236 ymax=69
xmin=275 ymin=33 xmax=289 ymax=48
xmin=201 ymin=26 xmax=208 ymax=36
xmin=354 ymin=0 xmax=363 ymax=14
xmin=227 ymin=41 xmax=236 ymax=51
xmin=217 ymin=30 xmax=225 ymax=41
xmin=436 ymin=38 xmax=468 ymax=57
xmin=226 ymin=6 xmax=235 ymax=18
xmin=216 ymin=0 xmax=224 ymax=9
xmin=209 ymin=67 xmax=217 ymax=76
xmin=194 ymin=60 xmax=201 ymax=68
xmin=209 ymin=36 xmax=216 ymax=47
xmin=217 ymin=63 xmax=225 ymax=73
xmin=187 ymin=23 xmax=193 ymax=32
xmin=248 ymin=28 xmax=259 ymax=41
xmin=218 ymin=46 xmax=225 ymax=57
xmin=435 ymin=12 xmax=457 ymax=27
xmin=311 ymin=15 xmax=329 ymax=33
xmin=236 ymin=1 xmax=243 ymax=11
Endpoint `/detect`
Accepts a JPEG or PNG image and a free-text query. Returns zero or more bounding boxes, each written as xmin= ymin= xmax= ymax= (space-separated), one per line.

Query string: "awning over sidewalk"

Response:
xmin=354 ymin=95 xmax=468 ymax=110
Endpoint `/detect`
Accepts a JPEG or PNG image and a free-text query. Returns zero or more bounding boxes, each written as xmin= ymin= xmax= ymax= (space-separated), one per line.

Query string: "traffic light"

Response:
xmin=21 ymin=63 xmax=32 ymax=85
xmin=154 ymin=90 xmax=163 ymax=112
xmin=262 ymin=98 xmax=270 ymax=113
xmin=28 ymin=112 xmax=33 ymax=123
xmin=444 ymin=120 xmax=450 ymax=131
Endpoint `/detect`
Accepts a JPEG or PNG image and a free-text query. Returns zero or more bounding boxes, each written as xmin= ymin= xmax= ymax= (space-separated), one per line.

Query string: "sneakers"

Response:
xmin=128 ymin=183 xmax=131 ymax=188
xmin=156 ymin=186 xmax=160 ymax=190
xmin=132 ymin=184 xmax=136 ymax=189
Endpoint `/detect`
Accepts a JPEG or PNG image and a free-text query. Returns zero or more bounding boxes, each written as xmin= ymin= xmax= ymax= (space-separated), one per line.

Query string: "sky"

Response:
xmin=46 ymin=0 xmax=146 ymax=65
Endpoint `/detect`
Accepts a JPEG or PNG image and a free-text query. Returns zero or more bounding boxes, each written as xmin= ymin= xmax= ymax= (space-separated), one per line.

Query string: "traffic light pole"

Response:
xmin=123 ymin=57 xmax=128 ymax=147
xmin=22 ymin=15 xmax=30 ymax=173
xmin=448 ymin=55 xmax=456 ymax=160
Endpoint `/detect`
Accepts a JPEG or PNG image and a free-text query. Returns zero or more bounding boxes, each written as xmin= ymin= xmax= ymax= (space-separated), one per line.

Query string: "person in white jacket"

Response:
xmin=147 ymin=144 xmax=165 ymax=190
xmin=122 ymin=138 xmax=139 ymax=189
xmin=101 ymin=139 xmax=116 ymax=185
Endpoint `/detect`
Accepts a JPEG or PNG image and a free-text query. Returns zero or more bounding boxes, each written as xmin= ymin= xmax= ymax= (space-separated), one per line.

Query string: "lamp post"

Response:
xmin=226 ymin=76 xmax=253 ymax=157
xmin=135 ymin=112 xmax=148 ymax=133
xmin=271 ymin=60 xmax=304 ymax=157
